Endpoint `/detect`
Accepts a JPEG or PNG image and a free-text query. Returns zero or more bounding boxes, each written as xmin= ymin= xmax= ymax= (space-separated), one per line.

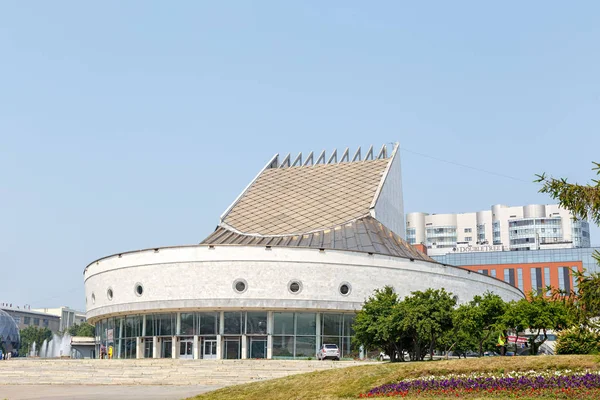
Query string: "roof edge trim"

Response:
xmin=370 ymin=142 xmax=399 ymax=210
xmin=219 ymin=153 xmax=279 ymax=222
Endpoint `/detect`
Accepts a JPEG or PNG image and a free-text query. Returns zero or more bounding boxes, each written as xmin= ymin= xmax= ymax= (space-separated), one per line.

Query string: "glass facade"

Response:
xmin=508 ymin=217 xmax=563 ymax=251
xmin=433 ymin=247 xmax=600 ymax=274
xmin=492 ymin=221 xmax=501 ymax=245
xmin=426 ymin=226 xmax=457 ymax=249
xmin=406 ymin=228 xmax=416 ymax=245
xmin=94 ymin=311 xmax=356 ymax=360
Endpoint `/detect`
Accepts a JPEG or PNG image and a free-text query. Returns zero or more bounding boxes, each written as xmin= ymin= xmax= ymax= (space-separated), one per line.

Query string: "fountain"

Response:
xmin=40 ymin=339 xmax=48 ymax=358
xmin=30 ymin=341 xmax=36 ymax=357
xmin=39 ymin=334 xmax=72 ymax=358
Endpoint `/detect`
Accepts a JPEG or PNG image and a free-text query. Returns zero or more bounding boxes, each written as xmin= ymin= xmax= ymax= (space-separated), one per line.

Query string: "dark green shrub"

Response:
xmin=555 ymin=326 xmax=600 ymax=355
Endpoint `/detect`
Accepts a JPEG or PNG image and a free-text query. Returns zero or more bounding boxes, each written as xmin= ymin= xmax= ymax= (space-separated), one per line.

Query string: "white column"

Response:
xmin=217 ymin=311 xmax=224 ymax=360
xmin=136 ymin=337 xmax=142 ymax=359
xmin=142 ymin=315 xmax=147 ymax=337
xmin=176 ymin=313 xmax=181 ymax=335
xmin=241 ymin=335 xmax=247 ymax=359
xmin=172 ymin=336 xmax=178 ymax=359
xmin=315 ymin=313 xmax=322 ymax=358
xmin=219 ymin=311 xmax=225 ymax=334
xmin=153 ymin=337 xmax=159 ymax=359
xmin=117 ymin=319 xmax=123 ymax=359
xmin=267 ymin=311 xmax=273 ymax=359
xmin=193 ymin=335 xmax=199 ymax=360
xmin=216 ymin=336 xmax=222 ymax=360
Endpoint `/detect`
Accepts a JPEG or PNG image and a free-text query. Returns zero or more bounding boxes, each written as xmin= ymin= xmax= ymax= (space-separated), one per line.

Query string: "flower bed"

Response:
xmin=360 ymin=370 xmax=600 ymax=398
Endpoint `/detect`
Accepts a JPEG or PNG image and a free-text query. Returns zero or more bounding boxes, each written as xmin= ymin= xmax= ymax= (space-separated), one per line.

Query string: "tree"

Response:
xmin=537 ymin=163 xmax=600 ymax=327
xmin=401 ymin=288 xmax=456 ymax=360
xmin=501 ymin=296 xmax=572 ymax=355
xmin=440 ymin=304 xmax=478 ymax=358
xmin=536 ymin=162 xmax=600 ymax=226
xmin=523 ymin=294 xmax=572 ymax=355
xmin=353 ymin=286 xmax=405 ymax=362
xmin=76 ymin=323 xmax=95 ymax=337
xmin=67 ymin=323 xmax=95 ymax=337
xmin=468 ymin=292 xmax=507 ymax=356
xmin=20 ymin=326 xmax=52 ymax=356
xmin=500 ymin=300 xmax=529 ymax=351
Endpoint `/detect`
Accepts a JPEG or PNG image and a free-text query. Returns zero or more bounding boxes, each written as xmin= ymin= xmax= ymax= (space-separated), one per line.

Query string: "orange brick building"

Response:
xmin=460 ymin=261 xmax=583 ymax=296
xmin=419 ymin=247 xmax=598 ymax=296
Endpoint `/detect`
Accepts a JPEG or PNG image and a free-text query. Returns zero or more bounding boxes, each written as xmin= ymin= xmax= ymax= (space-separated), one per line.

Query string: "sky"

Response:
xmin=1 ymin=1 xmax=599 ymax=311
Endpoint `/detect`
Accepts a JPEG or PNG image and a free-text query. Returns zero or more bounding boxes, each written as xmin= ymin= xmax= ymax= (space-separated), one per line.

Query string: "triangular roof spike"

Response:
xmin=280 ymin=153 xmax=291 ymax=168
xmin=377 ymin=144 xmax=387 ymax=159
xmin=327 ymin=149 xmax=338 ymax=164
xmin=315 ymin=150 xmax=326 ymax=165
xmin=365 ymin=145 xmax=374 ymax=161
xmin=292 ymin=152 xmax=302 ymax=167
xmin=340 ymin=147 xmax=350 ymax=163
xmin=303 ymin=151 xmax=314 ymax=166
xmin=352 ymin=147 xmax=361 ymax=162
xmin=267 ymin=154 xmax=279 ymax=169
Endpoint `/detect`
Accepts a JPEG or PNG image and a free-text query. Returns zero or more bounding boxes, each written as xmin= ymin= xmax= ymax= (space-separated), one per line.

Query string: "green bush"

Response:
xmin=555 ymin=326 xmax=600 ymax=355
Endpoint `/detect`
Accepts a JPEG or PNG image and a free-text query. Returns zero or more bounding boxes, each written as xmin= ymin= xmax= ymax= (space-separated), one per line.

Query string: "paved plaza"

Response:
xmin=0 ymin=359 xmax=370 ymax=400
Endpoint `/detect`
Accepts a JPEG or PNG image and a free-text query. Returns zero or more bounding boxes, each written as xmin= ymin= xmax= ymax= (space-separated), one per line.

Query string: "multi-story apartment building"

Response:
xmin=406 ymin=204 xmax=591 ymax=256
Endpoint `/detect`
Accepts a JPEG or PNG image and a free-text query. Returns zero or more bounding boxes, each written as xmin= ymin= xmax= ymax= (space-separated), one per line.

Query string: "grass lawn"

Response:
xmin=189 ymin=355 xmax=600 ymax=400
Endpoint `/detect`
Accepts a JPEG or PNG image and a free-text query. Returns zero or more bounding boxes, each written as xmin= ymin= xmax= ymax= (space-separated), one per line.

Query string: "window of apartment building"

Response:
xmin=544 ymin=267 xmax=551 ymax=296
xmin=503 ymin=268 xmax=515 ymax=286
xmin=465 ymin=237 xmax=472 ymax=241
xmin=33 ymin=318 xmax=40 ymax=326
xmin=24 ymin=317 xmax=30 ymax=325
xmin=13 ymin=316 xmax=21 ymax=324
xmin=43 ymin=319 xmax=49 ymax=327
xmin=531 ymin=268 xmax=538 ymax=295
xmin=558 ymin=267 xmax=573 ymax=293
xmin=491 ymin=270 xmax=497 ymax=278
xmin=517 ymin=268 xmax=524 ymax=291
xmin=464 ymin=228 xmax=472 ymax=233
xmin=572 ymin=267 xmax=579 ymax=294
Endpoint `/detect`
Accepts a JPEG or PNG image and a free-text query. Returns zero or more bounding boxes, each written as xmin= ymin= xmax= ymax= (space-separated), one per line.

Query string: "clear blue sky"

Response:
xmin=1 ymin=1 xmax=599 ymax=311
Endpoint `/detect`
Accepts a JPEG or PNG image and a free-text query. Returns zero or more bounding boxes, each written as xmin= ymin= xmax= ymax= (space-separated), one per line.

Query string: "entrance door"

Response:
xmin=180 ymin=338 xmax=193 ymax=359
xmin=203 ymin=339 xmax=217 ymax=360
xmin=161 ymin=339 xmax=172 ymax=359
xmin=249 ymin=337 xmax=267 ymax=359
xmin=224 ymin=337 xmax=241 ymax=359
xmin=144 ymin=339 xmax=153 ymax=358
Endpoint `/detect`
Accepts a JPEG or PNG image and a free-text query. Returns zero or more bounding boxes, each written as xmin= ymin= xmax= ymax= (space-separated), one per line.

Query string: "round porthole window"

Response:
xmin=233 ymin=279 xmax=247 ymax=294
xmin=288 ymin=280 xmax=303 ymax=294
xmin=107 ymin=288 xmax=113 ymax=301
xmin=91 ymin=293 xmax=96 ymax=304
xmin=134 ymin=283 xmax=144 ymax=297
xmin=339 ymin=282 xmax=351 ymax=296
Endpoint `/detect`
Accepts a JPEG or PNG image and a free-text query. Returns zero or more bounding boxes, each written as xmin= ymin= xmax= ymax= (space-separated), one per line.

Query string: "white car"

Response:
xmin=317 ymin=344 xmax=340 ymax=360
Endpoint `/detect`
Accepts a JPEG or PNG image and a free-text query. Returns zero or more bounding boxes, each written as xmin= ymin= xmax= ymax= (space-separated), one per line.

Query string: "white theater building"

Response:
xmin=84 ymin=143 xmax=523 ymax=360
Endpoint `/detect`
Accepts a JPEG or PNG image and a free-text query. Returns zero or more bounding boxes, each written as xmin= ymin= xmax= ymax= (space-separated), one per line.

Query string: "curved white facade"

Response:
xmin=85 ymin=245 xmax=522 ymax=321
xmin=84 ymin=244 xmax=523 ymax=360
